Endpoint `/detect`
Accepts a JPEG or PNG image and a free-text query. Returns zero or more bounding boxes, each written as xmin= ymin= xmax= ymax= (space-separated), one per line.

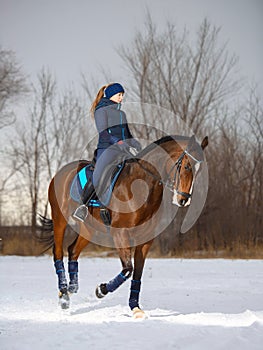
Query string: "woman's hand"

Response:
xmin=116 ymin=140 xmax=129 ymax=150
xmin=130 ymin=139 xmax=142 ymax=151
xmin=129 ymin=147 xmax=138 ymax=156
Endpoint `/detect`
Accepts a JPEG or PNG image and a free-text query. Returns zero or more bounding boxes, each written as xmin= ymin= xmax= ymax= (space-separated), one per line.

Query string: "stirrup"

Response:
xmin=72 ymin=204 xmax=88 ymax=222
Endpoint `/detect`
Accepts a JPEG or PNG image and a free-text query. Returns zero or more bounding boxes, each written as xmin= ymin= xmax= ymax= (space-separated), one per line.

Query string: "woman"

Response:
xmin=73 ymin=83 xmax=141 ymax=222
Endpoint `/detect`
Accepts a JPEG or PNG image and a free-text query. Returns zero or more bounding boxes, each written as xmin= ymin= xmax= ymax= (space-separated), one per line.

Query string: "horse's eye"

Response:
xmin=184 ymin=164 xmax=191 ymax=171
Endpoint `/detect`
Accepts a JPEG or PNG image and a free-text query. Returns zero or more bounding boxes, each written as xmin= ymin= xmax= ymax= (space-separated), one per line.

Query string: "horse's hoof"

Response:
xmin=132 ymin=307 xmax=147 ymax=319
xmin=59 ymin=291 xmax=70 ymax=309
xmin=95 ymin=283 xmax=108 ymax=298
xmin=68 ymin=283 xmax=78 ymax=294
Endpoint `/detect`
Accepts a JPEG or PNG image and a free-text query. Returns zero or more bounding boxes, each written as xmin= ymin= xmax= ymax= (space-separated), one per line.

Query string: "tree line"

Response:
xmin=0 ymin=17 xmax=262 ymax=257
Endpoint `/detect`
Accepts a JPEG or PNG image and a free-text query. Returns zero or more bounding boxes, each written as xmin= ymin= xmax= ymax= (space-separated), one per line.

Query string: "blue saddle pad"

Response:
xmin=70 ymin=163 xmax=124 ymax=207
xmin=70 ymin=164 xmax=93 ymax=204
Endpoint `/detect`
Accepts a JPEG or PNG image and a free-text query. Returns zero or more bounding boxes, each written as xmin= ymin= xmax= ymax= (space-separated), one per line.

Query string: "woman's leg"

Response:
xmin=92 ymin=147 xmax=119 ymax=190
xmin=73 ymin=147 xmax=118 ymax=222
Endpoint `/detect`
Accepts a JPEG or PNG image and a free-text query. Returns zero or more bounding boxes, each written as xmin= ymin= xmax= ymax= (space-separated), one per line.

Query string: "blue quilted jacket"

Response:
xmin=95 ymin=98 xmax=139 ymax=150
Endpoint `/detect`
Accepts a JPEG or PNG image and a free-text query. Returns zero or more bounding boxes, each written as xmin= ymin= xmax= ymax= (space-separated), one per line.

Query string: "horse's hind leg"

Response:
xmin=52 ymin=213 xmax=70 ymax=308
xmin=96 ymin=230 xmax=133 ymax=298
xmin=67 ymin=228 xmax=91 ymax=293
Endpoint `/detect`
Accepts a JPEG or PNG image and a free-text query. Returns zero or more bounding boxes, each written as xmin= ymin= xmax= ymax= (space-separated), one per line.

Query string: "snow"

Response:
xmin=1 ymin=256 xmax=263 ymax=350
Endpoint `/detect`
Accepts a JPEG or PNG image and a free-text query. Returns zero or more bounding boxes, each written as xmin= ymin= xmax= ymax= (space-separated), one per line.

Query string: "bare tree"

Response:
xmin=9 ymin=73 xmax=52 ymax=228
xmin=119 ymin=16 xmax=239 ymax=135
xmin=187 ymin=85 xmax=263 ymax=255
xmin=8 ymin=69 xmax=87 ymax=227
xmin=243 ymin=88 xmax=263 ymax=246
xmin=117 ymin=14 xmax=263 ymax=256
xmin=0 ymin=48 xmax=28 ymax=129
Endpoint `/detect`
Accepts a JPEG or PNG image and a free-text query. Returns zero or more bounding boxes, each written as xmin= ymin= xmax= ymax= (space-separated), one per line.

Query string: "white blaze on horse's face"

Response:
xmin=172 ymin=160 xmax=201 ymax=207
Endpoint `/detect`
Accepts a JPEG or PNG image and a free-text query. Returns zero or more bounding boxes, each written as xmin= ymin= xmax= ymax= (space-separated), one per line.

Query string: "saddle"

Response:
xmin=70 ymin=147 xmax=133 ymax=208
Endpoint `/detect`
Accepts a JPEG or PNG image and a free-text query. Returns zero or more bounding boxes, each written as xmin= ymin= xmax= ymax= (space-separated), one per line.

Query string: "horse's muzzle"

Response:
xmin=172 ymin=191 xmax=191 ymax=207
xmin=179 ymin=198 xmax=187 ymax=207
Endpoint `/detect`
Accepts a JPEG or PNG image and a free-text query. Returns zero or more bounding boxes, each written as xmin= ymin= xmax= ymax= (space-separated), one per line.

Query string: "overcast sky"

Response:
xmin=0 ymin=0 xmax=262 ymax=95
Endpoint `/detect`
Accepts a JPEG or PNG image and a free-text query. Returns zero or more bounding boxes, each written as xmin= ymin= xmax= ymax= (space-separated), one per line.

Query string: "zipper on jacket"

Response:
xmin=120 ymin=111 xmax=125 ymax=140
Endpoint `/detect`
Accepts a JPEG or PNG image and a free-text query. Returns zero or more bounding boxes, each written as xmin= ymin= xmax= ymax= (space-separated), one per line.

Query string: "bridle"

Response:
xmin=136 ymin=147 xmax=202 ymax=201
xmin=165 ymin=149 xmax=203 ymax=200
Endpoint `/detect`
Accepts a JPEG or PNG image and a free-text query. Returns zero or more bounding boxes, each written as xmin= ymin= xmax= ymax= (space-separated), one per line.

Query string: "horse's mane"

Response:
xmin=155 ymin=135 xmax=191 ymax=145
xmin=137 ymin=135 xmax=191 ymax=158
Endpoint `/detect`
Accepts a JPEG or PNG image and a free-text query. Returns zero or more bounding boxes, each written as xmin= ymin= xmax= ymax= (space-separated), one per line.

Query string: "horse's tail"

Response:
xmin=33 ymin=214 xmax=54 ymax=254
xmin=38 ymin=214 xmax=54 ymax=231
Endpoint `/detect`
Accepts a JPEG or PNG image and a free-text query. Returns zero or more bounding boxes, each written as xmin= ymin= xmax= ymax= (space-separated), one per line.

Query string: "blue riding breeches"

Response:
xmin=92 ymin=146 xmax=120 ymax=190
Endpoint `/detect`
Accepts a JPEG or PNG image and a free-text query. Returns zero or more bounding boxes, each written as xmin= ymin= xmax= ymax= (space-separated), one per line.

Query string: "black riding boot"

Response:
xmin=72 ymin=180 xmax=95 ymax=223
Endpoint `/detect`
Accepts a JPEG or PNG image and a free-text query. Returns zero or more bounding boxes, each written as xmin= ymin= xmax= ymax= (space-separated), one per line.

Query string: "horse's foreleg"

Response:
xmin=129 ymin=240 xmax=154 ymax=318
xmin=96 ymin=249 xmax=133 ymax=298
xmin=96 ymin=231 xmax=133 ymax=298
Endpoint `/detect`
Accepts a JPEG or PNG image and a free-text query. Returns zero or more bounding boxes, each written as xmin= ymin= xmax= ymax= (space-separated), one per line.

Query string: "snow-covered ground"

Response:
xmin=0 ymin=256 xmax=263 ymax=350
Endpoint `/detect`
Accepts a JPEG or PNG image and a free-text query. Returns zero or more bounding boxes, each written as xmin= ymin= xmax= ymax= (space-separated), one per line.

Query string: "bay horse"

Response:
xmin=47 ymin=134 xmax=208 ymax=317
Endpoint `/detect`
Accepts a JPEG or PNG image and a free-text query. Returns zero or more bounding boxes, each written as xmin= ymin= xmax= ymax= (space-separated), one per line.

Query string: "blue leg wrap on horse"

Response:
xmin=68 ymin=261 xmax=78 ymax=293
xmin=129 ymin=280 xmax=141 ymax=310
xmin=54 ymin=260 xmax=68 ymax=292
xmin=106 ymin=272 xmax=128 ymax=293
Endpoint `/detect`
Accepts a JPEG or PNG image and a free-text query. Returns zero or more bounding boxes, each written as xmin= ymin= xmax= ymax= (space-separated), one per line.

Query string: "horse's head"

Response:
xmin=165 ymin=135 xmax=208 ymax=207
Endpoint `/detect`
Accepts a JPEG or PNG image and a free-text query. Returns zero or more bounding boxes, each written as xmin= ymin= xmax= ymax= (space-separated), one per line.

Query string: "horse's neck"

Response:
xmin=140 ymin=141 xmax=184 ymax=176
xmin=135 ymin=148 xmax=164 ymax=181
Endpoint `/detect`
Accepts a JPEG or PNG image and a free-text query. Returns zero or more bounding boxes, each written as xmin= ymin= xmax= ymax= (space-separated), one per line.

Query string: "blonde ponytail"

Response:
xmin=90 ymin=85 xmax=108 ymax=118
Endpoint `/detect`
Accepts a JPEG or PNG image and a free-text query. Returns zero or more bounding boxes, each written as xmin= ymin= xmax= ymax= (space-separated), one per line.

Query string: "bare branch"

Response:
xmin=0 ymin=48 xmax=28 ymax=129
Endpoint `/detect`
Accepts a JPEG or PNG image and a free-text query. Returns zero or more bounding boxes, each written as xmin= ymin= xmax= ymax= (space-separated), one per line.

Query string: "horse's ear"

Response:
xmin=201 ymin=136 xmax=208 ymax=150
